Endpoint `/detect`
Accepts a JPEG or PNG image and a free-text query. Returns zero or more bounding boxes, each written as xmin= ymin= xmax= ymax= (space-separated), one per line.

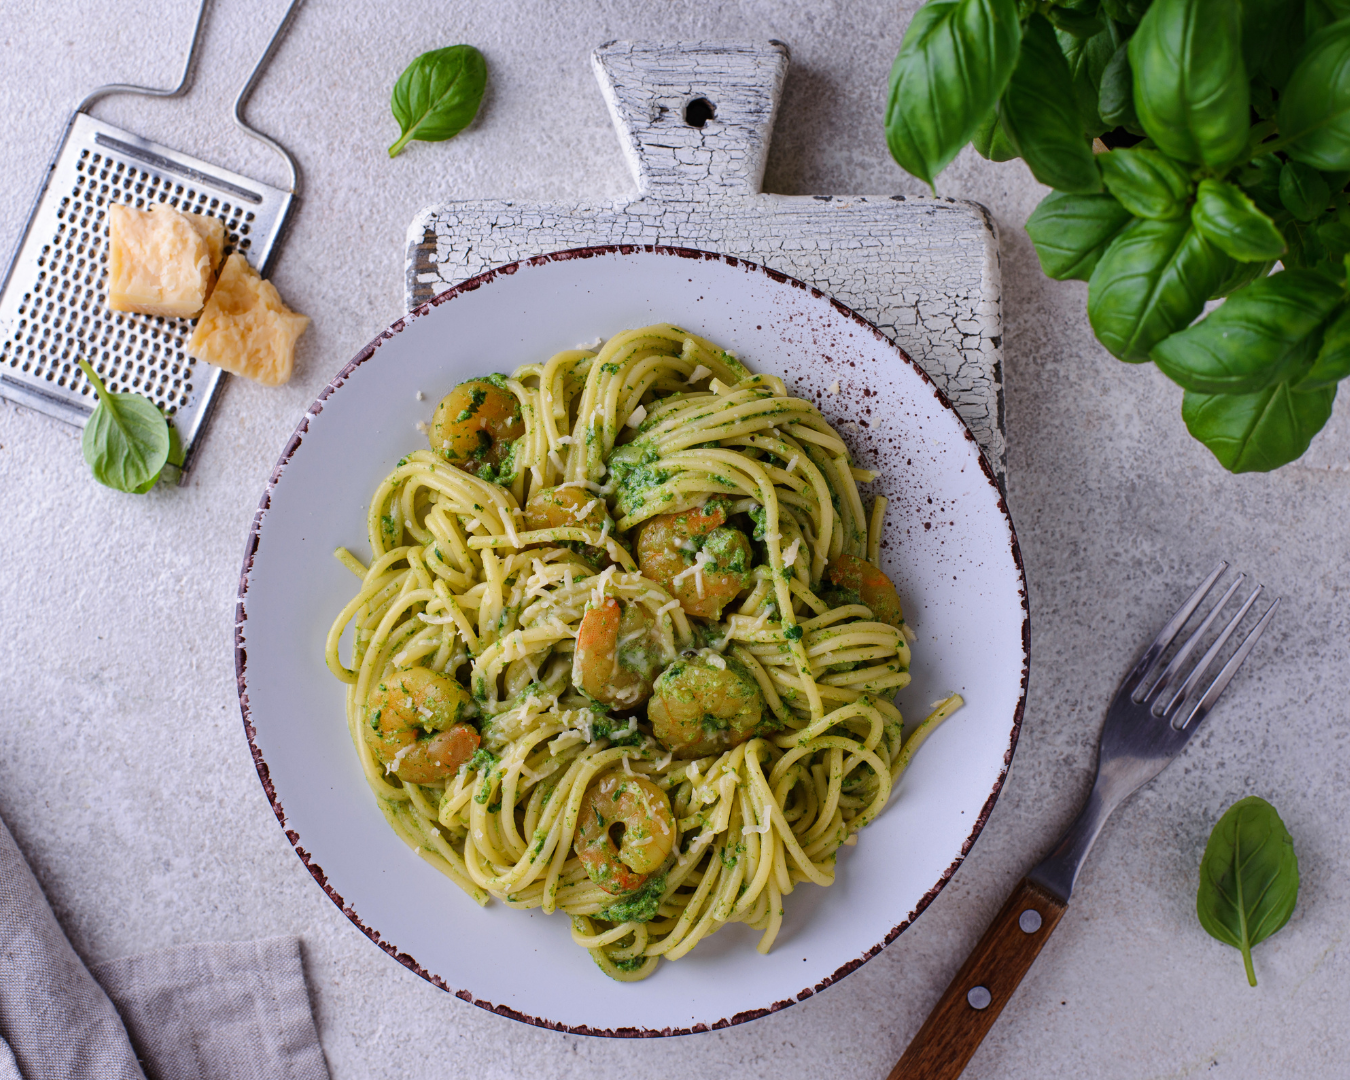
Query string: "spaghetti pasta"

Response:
xmin=325 ymin=324 xmax=961 ymax=981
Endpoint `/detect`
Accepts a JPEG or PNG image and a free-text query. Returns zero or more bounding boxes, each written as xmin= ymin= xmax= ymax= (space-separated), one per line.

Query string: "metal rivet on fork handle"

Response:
xmin=1018 ymin=909 xmax=1042 ymax=933
xmin=966 ymin=986 xmax=992 ymax=1010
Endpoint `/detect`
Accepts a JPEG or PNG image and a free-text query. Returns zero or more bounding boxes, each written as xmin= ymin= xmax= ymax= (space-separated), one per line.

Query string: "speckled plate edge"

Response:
xmin=235 ymin=244 xmax=1029 ymax=1037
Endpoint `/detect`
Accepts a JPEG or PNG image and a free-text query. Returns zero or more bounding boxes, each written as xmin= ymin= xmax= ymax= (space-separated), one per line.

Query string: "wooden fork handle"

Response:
xmin=887 ymin=879 xmax=1068 ymax=1080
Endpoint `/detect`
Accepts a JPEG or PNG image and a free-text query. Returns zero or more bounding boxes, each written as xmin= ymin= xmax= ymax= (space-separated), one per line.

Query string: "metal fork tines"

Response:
xmin=1029 ymin=561 xmax=1280 ymax=902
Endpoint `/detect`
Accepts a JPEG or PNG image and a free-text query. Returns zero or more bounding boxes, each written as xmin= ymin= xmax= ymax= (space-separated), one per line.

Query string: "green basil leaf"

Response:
xmin=972 ymin=109 xmax=1021 ymax=160
xmin=1196 ymin=796 xmax=1300 ymax=984
xmin=998 ymin=16 xmax=1103 ymax=192
xmin=1241 ymin=0 xmax=1290 ymax=75
xmin=1101 ymin=0 xmax=1151 ymax=25
xmin=1259 ymin=1 xmax=1308 ymax=90
xmin=1153 ymin=268 xmax=1343 ymax=392
xmin=1098 ymin=44 xmax=1138 ymax=129
xmin=1192 ymin=178 xmax=1287 ymax=261
xmin=76 ymin=359 xmax=169 ymax=494
xmin=1049 ymin=5 xmax=1105 ymax=37
xmin=1305 ymin=0 xmax=1350 ymax=36
xmin=1184 ymin=381 xmax=1337 ymax=471
xmin=1210 ymin=258 xmax=1275 ymax=299
xmin=389 ymin=44 xmax=487 ymax=158
xmin=1235 ymin=155 xmax=1285 ymax=216
xmin=1320 ymin=219 xmax=1350 ymax=261
xmin=1297 ymin=304 xmax=1350 ymax=388
xmin=1129 ymin=0 xmax=1249 ymax=167
xmin=1059 ymin=25 xmax=1119 ymax=135
xmin=1284 ymin=217 xmax=1328 ymax=267
xmin=886 ymin=0 xmax=1022 ymax=188
xmin=1249 ymin=78 xmax=1277 ymax=121
xmin=1098 ymin=147 xmax=1193 ymax=219
xmin=1087 ymin=218 xmax=1229 ymax=360
xmin=1280 ymin=160 xmax=1332 ymax=221
xmin=1026 ymin=190 xmax=1136 ymax=280
xmin=1279 ymin=20 xmax=1350 ymax=170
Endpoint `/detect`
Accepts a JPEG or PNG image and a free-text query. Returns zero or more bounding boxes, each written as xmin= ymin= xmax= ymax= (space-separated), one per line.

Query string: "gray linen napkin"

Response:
xmin=0 ymin=815 xmax=144 ymax=1080
xmin=1 ymin=814 xmax=329 ymax=1080
xmin=93 ymin=939 xmax=329 ymax=1080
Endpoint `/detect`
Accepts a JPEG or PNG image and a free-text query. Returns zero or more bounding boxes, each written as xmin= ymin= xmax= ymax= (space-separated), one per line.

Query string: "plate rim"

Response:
xmin=235 ymin=242 xmax=1030 ymax=1037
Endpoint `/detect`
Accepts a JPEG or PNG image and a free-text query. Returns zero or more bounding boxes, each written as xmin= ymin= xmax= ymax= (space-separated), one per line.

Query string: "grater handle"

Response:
xmin=77 ymin=0 xmax=210 ymax=113
xmin=234 ymin=0 xmax=305 ymax=196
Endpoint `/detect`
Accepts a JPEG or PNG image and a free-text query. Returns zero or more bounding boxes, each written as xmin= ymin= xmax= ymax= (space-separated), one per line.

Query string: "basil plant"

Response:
xmin=886 ymin=0 xmax=1350 ymax=472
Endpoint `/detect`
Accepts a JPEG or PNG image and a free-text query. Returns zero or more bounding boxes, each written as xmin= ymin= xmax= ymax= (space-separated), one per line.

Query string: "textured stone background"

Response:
xmin=1 ymin=2 xmax=1347 ymax=1078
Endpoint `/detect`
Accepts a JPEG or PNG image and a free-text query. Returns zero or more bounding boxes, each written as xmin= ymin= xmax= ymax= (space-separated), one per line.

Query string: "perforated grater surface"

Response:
xmin=0 ymin=0 xmax=302 ymax=480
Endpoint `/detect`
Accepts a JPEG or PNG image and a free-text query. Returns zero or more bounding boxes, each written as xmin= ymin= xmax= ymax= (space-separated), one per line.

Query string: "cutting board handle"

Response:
xmin=591 ymin=41 xmax=789 ymax=198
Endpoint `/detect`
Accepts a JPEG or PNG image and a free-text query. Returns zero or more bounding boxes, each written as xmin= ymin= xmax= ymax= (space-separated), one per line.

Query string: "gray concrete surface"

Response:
xmin=2 ymin=2 xmax=1347 ymax=1078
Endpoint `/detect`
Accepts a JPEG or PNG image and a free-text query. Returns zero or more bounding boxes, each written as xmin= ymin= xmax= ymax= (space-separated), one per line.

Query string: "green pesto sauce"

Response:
xmin=598 ymin=871 xmax=667 ymax=923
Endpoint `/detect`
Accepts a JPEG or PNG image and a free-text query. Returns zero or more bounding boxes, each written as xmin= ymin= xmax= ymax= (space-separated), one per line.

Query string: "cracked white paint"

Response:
xmin=405 ymin=40 xmax=1007 ymax=481
xmin=593 ymin=40 xmax=787 ymax=198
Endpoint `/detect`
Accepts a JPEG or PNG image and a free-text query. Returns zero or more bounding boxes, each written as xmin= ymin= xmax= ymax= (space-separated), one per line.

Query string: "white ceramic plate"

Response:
xmin=237 ymin=246 xmax=1028 ymax=1036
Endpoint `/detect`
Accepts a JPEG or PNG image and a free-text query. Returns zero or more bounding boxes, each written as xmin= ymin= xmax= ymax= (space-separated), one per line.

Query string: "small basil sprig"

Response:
xmin=389 ymin=44 xmax=487 ymax=158
xmin=76 ymin=359 xmax=170 ymax=494
xmin=1196 ymin=796 xmax=1300 ymax=987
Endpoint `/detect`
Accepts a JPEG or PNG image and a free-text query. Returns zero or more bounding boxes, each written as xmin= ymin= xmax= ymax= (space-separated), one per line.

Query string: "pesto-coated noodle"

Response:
xmin=326 ymin=324 xmax=962 ymax=981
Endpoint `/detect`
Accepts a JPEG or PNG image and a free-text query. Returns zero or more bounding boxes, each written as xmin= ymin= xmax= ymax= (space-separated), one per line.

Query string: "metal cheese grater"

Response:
xmin=0 ymin=0 xmax=303 ymax=480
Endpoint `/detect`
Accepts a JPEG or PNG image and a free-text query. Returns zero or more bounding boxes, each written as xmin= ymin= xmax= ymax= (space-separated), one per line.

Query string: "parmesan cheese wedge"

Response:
xmin=181 ymin=210 xmax=225 ymax=273
xmin=187 ymin=254 xmax=309 ymax=386
xmin=106 ymin=204 xmax=213 ymax=318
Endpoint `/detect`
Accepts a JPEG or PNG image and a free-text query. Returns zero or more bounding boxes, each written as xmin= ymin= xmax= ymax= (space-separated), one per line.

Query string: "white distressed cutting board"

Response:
xmin=405 ymin=40 xmax=1007 ymax=482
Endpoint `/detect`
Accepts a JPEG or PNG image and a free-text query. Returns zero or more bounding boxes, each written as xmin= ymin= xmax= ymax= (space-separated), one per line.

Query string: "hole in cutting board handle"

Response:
xmin=684 ymin=98 xmax=716 ymax=128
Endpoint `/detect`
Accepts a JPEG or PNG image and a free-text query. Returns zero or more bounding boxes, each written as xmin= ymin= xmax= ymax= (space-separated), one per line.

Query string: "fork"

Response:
xmin=887 ymin=562 xmax=1280 ymax=1080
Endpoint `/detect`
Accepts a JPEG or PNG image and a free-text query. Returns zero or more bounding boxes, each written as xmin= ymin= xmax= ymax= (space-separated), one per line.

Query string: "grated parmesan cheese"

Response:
xmin=626 ymin=404 xmax=647 ymax=428
xmin=550 ymin=730 xmax=585 ymax=754
xmin=687 ymin=364 xmax=712 ymax=384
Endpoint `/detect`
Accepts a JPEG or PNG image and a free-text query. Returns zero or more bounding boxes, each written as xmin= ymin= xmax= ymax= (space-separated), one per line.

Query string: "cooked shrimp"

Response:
xmin=572 ymin=597 xmax=664 ymax=708
xmin=574 ymin=772 xmax=676 ymax=895
xmin=364 ymin=667 xmax=479 ymax=783
xmin=523 ymin=485 xmax=611 ymax=532
xmin=647 ymin=650 xmax=764 ymax=758
xmin=825 ymin=553 xmax=906 ymax=630
xmin=429 ymin=378 xmax=524 ymax=478
xmin=636 ymin=503 xmax=752 ymax=619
